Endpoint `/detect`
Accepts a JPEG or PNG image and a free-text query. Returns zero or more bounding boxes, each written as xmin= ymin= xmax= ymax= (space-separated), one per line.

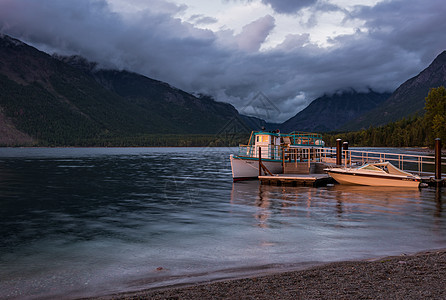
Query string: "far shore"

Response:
xmin=94 ymin=249 xmax=446 ymax=300
xmin=0 ymin=145 xmax=441 ymax=150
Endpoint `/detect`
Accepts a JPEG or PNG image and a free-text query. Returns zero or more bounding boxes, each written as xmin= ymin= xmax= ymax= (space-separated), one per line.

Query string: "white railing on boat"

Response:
xmin=238 ymin=145 xmax=283 ymax=160
xmin=238 ymin=145 xmax=329 ymax=161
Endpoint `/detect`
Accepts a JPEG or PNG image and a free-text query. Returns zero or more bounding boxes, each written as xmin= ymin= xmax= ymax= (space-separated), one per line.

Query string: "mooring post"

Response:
xmin=435 ymin=138 xmax=441 ymax=181
xmin=336 ymin=139 xmax=342 ymax=165
xmin=258 ymin=146 xmax=262 ymax=177
xmin=343 ymin=142 xmax=349 ymax=167
xmin=282 ymin=148 xmax=285 ymax=170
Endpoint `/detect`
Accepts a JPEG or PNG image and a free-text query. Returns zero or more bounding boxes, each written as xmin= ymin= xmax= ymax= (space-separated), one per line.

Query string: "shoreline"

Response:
xmin=95 ymin=249 xmax=446 ymax=299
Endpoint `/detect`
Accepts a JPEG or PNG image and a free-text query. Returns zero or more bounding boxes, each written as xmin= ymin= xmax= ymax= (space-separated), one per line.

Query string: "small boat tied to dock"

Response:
xmin=325 ymin=161 xmax=422 ymax=188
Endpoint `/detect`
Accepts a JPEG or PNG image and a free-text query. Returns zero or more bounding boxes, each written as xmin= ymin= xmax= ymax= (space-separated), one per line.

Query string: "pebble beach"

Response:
xmin=97 ymin=249 xmax=446 ymax=299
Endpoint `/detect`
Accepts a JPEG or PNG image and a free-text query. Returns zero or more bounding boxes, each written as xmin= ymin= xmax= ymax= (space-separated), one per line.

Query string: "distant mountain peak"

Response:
xmin=329 ymin=88 xmax=358 ymax=96
xmin=280 ymin=90 xmax=391 ymax=132
xmin=342 ymin=49 xmax=446 ymax=130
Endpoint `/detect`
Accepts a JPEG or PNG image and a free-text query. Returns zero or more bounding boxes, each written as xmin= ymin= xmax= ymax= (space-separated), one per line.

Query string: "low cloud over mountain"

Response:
xmin=1 ymin=0 xmax=445 ymax=122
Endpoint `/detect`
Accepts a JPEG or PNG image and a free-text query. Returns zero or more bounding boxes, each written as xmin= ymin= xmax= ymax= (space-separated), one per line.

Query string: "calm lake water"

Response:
xmin=0 ymin=147 xmax=445 ymax=299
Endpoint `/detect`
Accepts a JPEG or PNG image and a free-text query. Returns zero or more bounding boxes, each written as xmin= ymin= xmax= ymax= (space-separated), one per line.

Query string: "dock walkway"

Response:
xmin=259 ymin=172 xmax=334 ymax=187
xmin=255 ymin=140 xmax=446 ymax=187
xmin=259 ymin=161 xmax=443 ymax=188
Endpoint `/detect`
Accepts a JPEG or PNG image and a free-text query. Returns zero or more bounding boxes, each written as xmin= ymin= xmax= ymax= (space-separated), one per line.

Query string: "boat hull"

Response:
xmin=230 ymin=155 xmax=283 ymax=181
xmin=327 ymin=170 xmax=420 ymax=188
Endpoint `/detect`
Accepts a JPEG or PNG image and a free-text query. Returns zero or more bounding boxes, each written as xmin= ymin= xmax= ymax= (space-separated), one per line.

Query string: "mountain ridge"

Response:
xmin=0 ymin=34 xmax=242 ymax=146
xmin=342 ymin=51 xmax=446 ymax=130
xmin=1 ymin=34 xmax=446 ymax=145
xmin=280 ymin=89 xmax=391 ymax=132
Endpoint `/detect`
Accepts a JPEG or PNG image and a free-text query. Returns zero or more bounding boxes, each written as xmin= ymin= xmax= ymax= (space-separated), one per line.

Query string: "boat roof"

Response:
xmin=359 ymin=162 xmax=419 ymax=178
xmin=252 ymin=130 xmax=322 ymax=138
xmin=246 ymin=130 xmax=324 ymax=147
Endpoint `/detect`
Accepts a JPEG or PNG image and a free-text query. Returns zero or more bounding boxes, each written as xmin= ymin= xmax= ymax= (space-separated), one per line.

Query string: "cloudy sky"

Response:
xmin=1 ymin=0 xmax=445 ymax=121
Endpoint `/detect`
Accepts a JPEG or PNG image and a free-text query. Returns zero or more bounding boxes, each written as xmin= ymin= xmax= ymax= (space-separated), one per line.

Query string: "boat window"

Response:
xmin=362 ymin=165 xmax=383 ymax=172
xmin=256 ymin=135 xmax=269 ymax=143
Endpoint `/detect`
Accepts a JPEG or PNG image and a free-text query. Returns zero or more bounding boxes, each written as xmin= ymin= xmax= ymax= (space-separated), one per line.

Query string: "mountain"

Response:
xmin=343 ymin=51 xmax=446 ymax=130
xmin=3 ymin=34 xmax=445 ymax=146
xmin=90 ymin=70 xmax=238 ymax=133
xmin=280 ymin=90 xmax=391 ymax=132
xmin=0 ymin=34 xmax=240 ymax=146
xmin=239 ymin=115 xmax=280 ymax=131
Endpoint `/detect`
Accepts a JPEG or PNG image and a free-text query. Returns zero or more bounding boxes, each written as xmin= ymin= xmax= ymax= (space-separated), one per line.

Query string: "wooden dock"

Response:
xmin=259 ymin=173 xmax=334 ymax=187
xmin=260 ymin=173 xmax=445 ymax=188
xmin=254 ymin=138 xmax=446 ymax=188
xmin=423 ymin=177 xmax=446 ymax=187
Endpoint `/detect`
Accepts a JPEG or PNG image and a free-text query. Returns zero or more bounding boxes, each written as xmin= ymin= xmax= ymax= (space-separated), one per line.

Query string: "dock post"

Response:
xmin=259 ymin=146 xmax=262 ymax=177
xmin=336 ymin=139 xmax=342 ymax=165
xmin=282 ymin=148 xmax=285 ymax=170
xmin=435 ymin=138 xmax=441 ymax=181
xmin=343 ymin=142 xmax=349 ymax=167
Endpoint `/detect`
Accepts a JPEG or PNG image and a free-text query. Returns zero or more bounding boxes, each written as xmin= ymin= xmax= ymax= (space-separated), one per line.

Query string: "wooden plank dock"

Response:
xmin=259 ymin=173 xmax=334 ymax=187
xmin=253 ymin=138 xmax=446 ymax=188
xmin=260 ymin=173 xmax=445 ymax=188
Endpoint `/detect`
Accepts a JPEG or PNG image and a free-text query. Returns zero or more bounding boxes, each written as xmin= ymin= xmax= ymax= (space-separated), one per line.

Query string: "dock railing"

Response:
xmin=238 ymin=145 xmax=446 ymax=178
xmin=284 ymin=146 xmax=446 ymax=178
xmin=340 ymin=149 xmax=446 ymax=177
xmin=283 ymin=146 xmax=327 ymax=163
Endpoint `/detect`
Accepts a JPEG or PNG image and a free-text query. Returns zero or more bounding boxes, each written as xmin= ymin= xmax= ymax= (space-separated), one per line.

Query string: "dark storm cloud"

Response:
xmin=0 ymin=0 xmax=219 ymax=88
xmin=0 ymin=0 xmax=445 ymax=122
xmin=349 ymin=0 xmax=446 ymax=62
xmin=261 ymin=0 xmax=317 ymax=14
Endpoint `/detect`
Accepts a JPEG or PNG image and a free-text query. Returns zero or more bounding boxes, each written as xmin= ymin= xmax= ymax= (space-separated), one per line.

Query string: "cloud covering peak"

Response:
xmin=1 ymin=0 xmax=445 ymax=122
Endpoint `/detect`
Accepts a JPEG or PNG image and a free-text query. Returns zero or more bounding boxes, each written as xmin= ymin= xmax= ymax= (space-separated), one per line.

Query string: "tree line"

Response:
xmin=5 ymin=133 xmax=250 ymax=148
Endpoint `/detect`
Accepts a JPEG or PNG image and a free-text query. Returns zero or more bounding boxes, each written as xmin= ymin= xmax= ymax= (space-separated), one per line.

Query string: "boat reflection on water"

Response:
xmin=434 ymin=188 xmax=443 ymax=229
xmin=230 ymin=181 xmax=271 ymax=228
xmin=230 ymin=181 xmax=440 ymax=229
xmin=436 ymin=188 xmax=443 ymax=217
xmin=330 ymin=184 xmax=422 ymax=215
xmin=229 ymin=181 xmax=445 ymax=276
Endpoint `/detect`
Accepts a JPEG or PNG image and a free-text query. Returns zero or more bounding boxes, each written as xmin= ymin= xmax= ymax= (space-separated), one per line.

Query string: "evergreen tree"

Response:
xmin=424 ymin=86 xmax=446 ymax=145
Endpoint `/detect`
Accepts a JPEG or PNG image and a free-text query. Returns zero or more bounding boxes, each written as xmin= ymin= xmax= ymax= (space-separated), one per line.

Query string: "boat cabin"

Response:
xmin=252 ymin=132 xmax=282 ymax=160
xmin=242 ymin=130 xmax=325 ymax=161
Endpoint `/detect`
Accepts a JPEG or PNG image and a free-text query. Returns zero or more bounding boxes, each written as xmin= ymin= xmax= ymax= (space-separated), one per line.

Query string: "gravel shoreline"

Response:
xmin=95 ymin=249 xmax=446 ymax=299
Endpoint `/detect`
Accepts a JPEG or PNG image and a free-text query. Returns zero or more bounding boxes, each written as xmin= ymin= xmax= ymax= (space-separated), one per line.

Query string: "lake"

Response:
xmin=0 ymin=147 xmax=445 ymax=299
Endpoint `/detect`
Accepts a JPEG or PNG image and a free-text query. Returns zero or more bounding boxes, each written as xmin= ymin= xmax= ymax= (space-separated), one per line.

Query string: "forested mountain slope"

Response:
xmin=0 ymin=35 xmax=240 ymax=146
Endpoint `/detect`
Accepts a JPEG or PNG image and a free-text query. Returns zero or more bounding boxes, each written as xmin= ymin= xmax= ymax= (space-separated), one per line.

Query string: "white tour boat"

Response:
xmin=325 ymin=161 xmax=421 ymax=188
xmin=230 ymin=130 xmax=325 ymax=181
